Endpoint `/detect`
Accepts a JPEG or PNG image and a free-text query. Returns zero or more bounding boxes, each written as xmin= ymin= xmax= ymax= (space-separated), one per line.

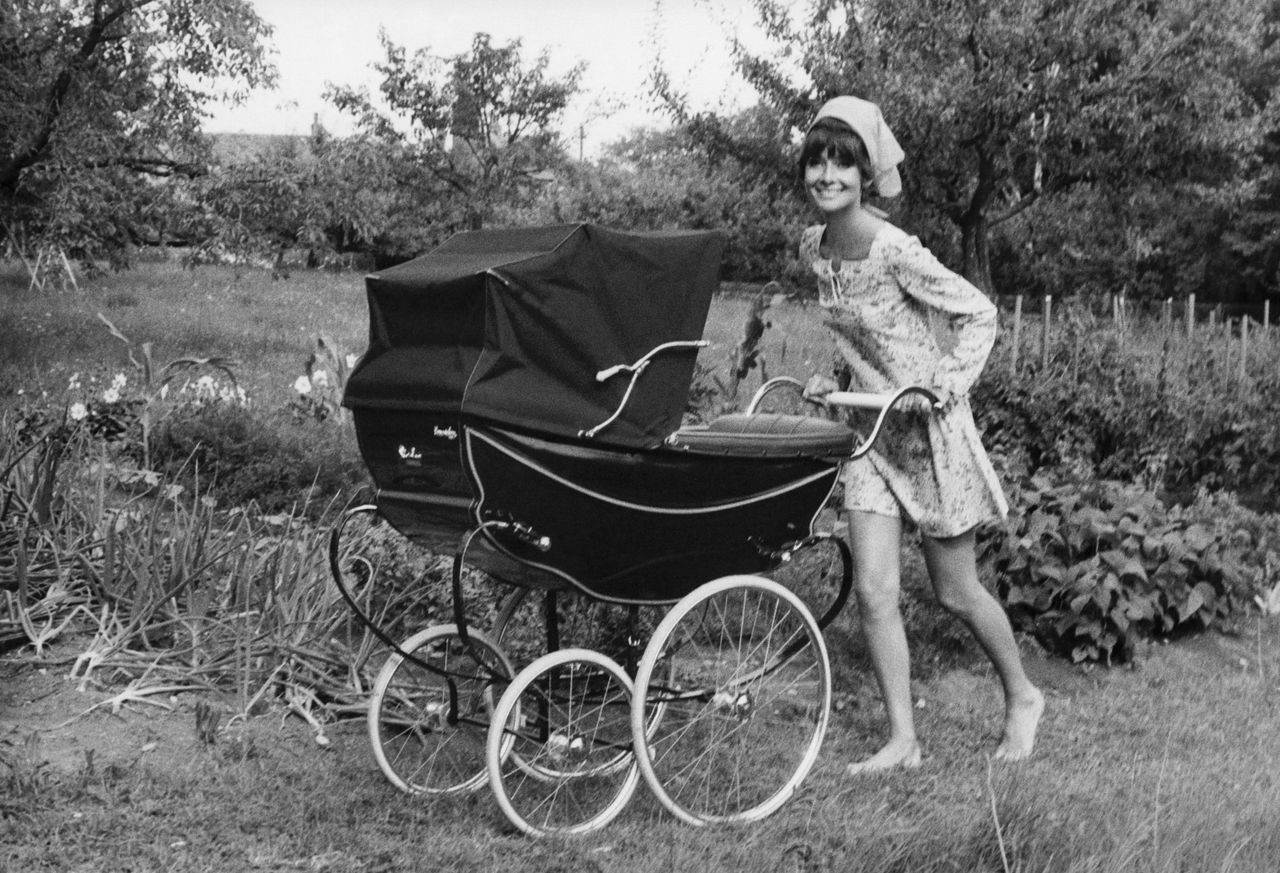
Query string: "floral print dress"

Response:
xmin=800 ymin=223 xmax=1008 ymax=537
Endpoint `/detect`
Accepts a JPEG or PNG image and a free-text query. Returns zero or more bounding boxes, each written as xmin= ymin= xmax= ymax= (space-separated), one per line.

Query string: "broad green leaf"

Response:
xmin=1184 ymin=524 xmax=1212 ymax=553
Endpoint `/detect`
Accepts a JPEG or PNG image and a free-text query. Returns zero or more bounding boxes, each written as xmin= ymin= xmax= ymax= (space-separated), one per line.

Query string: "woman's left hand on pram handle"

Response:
xmin=819 ymin=385 xmax=943 ymax=413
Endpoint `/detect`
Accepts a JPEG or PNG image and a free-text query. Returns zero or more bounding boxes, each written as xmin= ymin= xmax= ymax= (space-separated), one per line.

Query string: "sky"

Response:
xmin=206 ymin=0 xmax=798 ymax=155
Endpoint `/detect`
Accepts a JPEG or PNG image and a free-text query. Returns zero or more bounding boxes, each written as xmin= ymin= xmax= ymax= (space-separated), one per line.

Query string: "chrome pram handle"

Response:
xmin=580 ymin=340 xmax=710 ymax=439
xmin=823 ymin=387 xmax=942 ymax=411
xmin=748 ymin=376 xmax=941 ymax=415
xmin=747 ymin=377 xmax=941 ymax=460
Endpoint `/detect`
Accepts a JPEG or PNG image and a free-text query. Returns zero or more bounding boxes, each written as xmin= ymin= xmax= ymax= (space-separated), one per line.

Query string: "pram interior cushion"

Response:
xmin=669 ymin=413 xmax=856 ymax=458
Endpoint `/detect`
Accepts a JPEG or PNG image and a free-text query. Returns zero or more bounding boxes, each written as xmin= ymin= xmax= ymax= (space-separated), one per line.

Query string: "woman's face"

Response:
xmin=804 ymin=148 xmax=864 ymax=216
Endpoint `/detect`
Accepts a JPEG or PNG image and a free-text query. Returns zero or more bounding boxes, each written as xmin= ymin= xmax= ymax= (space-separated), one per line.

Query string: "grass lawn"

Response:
xmin=4 ymin=616 xmax=1277 ymax=872
xmin=3 ymin=262 xmax=1279 ymax=871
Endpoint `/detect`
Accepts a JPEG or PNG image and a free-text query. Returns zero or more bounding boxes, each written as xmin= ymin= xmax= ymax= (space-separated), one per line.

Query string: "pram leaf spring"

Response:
xmin=328 ymin=505 xmax=509 ymax=717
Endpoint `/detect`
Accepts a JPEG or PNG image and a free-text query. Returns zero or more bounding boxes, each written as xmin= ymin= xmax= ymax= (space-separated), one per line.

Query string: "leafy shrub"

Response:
xmin=981 ymin=473 xmax=1269 ymax=664
xmin=149 ymin=403 xmax=366 ymax=513
xmin=977 ymin=306 xmax=1280 ymax=504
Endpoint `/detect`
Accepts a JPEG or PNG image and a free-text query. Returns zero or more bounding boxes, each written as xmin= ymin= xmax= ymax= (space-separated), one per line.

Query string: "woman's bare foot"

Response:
xmin=994 ymin=686 xmax=1045 ymax=761
xmin=845 ymin=738 xmax=923 ymax=776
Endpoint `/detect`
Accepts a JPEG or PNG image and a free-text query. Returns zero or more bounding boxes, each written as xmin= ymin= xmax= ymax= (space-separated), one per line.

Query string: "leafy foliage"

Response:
xmin=977 ymin=305 xmax=1280 ymax=503
xmin=148 ymin=404 xmax=364 ymax=513
xmin=320 ymin=31 xmax=582 ymax=260
xmin=0 ymin=0 xmax=275 ymax=276
xmin=981 ymin=474 xmax=1265 ymax=664
xmin=509 ymin=119 xmax=807 ymax=281
xmin=671 ymin=0 xmax=1276 ymax=293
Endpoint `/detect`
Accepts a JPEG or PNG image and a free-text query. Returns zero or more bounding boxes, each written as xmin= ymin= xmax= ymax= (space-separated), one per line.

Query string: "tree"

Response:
xmin=324 ymin=31 xmax=583 ymax=253
xmin=0 ymin=0 xmax=274 ymax=278
xmin=694 ymin=0 xmax=1274 ymax=294
xmin=191 ymin=129 xmax=393 ymax=272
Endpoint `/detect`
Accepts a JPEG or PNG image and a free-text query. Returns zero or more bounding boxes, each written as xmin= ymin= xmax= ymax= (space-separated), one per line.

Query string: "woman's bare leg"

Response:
xmin=920 ymin=530 xmax=1044 ymax=760
xmin=845 ymin=511 xmax=923 ymax=774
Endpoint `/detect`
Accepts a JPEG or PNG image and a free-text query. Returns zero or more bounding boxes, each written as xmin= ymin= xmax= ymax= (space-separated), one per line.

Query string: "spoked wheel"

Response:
xmin=493 ymin=588 xmax=674 ymax=760
xmin=487 ymin=648 xmax=639 ymax=837
xmin=368 ymin=624 xmax=514 ymax=795
xmin=632 ymin=575 xmax=831 ymax=825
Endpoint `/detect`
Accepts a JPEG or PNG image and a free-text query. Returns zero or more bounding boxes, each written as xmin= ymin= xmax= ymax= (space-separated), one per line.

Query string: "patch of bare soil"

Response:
xmin=0 ymin=644 xmax=321 ymax=778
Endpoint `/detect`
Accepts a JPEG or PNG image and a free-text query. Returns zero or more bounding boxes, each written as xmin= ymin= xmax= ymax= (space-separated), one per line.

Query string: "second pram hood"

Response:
xmin=344 ymin=223 xmax=723 ymax=448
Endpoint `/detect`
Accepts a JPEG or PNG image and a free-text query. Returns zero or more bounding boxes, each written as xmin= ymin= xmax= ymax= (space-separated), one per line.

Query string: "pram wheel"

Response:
xmin=487 ymin=648 xmax=639 ymax=837
xmin=494 ymin=588 xmax=673 ymax=767
xmin=368 ymin=624 xmax=514 ymax=795
xmin=632 ymin=575 xmax=831 ymax=825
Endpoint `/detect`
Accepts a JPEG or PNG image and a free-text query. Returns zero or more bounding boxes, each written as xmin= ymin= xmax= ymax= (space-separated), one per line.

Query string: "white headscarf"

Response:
xmin=810 ymin=96 xmax=905 ymax=198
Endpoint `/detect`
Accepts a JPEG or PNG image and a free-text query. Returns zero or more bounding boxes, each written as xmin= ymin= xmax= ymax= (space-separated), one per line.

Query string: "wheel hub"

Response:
xmin=422 ymin=700 xmax=448 ymax=732
xmin=546 ymin=730 xmax=589 ymax=764
xmin=712 ymin=688 xmax=755 ymax=721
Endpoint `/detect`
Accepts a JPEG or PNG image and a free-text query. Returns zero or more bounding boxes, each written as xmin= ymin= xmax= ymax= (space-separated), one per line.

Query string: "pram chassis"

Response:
xmin=329 ymin=223 xmax=940 ymax=836
xmin=330 ymin=380 xmax=938 ymax=836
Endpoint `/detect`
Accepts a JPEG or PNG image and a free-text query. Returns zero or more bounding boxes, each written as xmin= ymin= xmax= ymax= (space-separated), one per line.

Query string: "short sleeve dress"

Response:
xmin=800 ymin=223 xmax=1008 ymax=538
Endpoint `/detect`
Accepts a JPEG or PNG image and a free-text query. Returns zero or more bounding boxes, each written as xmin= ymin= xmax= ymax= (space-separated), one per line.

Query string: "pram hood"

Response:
xmin=344 ymin=224 xmax=722 ymax=448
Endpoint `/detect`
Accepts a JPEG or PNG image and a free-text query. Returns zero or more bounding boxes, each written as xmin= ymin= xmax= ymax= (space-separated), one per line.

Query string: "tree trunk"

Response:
xmin=959 ymin=213 xmax=994 ymax=295
xmin=957 ymin=146 xmax=996 ymax=295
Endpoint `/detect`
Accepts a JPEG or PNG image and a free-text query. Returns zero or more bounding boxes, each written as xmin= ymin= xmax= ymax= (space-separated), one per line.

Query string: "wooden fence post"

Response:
xmin=1187 ymin=293 xmax=1196 ymax=340
xmin=1266 ymin=300 xmax=1271 ymax=339
xmin=1223 ymin=317 xmax=1231 ymax=374
xmin=1116 ymin=293 xmax=1127 ymax=352
xmin=1240 ymin=316 xmax=1249 ymax=382
xmin=1041 ymin=294 xmax=1052 ymax=370
xmin=1010 ymin=295 xmax=1023 ymax=377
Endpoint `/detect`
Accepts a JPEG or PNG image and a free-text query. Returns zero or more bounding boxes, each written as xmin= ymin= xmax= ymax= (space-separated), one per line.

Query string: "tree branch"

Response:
xmin=989 ymin=190 xmax=1042 ymax=229
xmin=0 ymin=0 xmax=158 ymax=192
xmin=80 ymin=155 xmax=208 ymax=178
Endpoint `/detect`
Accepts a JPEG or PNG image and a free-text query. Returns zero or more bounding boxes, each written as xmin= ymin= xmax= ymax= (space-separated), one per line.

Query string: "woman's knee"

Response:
xmin=932 ymin=579 xmax=986 ymax=620
xmin=921 ymin=531 xmax=985 ymax=619
xmin=846 ymin=512 xmax=903 ymax=618
xmin=853 ymin=571 xmax=902 ymax=618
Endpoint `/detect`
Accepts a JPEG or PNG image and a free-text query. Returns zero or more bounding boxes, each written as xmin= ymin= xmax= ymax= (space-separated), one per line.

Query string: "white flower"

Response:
xmin=345 ymin=353 xmax=358 ymax=369
xmin=69 ymin=402 xmax=88 ymax=421
xmin=101 ymin=387 xmax=120 ymax=403
xmin=195 ymin=375 xmax=216 ymax=396
xmin=312 ymin=369 xmax=330 ymax=389
xmin=68 ymin=372 xmax=81 ymax=391
xmin=110 ymin=373 xmax=127 ymax=391
xmin=293 ymin=375 xmax=312 ymax=395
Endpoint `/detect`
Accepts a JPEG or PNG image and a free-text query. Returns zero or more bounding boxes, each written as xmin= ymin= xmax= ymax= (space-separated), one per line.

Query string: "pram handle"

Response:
xmin=748 ymin=377 xmax=941 ymax=413
xmin=594 ymin=339 xmax=710 ymax=383
xmin=747 ymin=378 xmax=942 ymax=461
xmin=582 ymin=339 xmax=711 ymax=439
xmin=824 ymin=387 xmax=942 ymax=411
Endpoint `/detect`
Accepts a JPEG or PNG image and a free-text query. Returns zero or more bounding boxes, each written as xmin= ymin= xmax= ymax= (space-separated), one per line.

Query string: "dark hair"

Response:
xmin=797 ymin=117 xmax=873 ymax=190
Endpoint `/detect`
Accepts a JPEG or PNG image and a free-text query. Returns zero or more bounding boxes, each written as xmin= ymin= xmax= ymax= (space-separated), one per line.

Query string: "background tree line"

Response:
xmin=4 ymin=0 xmax=1280 ymax=304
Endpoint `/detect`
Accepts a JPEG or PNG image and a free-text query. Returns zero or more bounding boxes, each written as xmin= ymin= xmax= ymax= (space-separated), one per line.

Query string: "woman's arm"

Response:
xmin=888 ymin=236 xmax=997 ymax=400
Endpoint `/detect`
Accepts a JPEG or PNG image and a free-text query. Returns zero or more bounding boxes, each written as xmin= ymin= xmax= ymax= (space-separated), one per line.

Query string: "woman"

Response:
xmin=797 ymin=95 xmax=1044 ymax=774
